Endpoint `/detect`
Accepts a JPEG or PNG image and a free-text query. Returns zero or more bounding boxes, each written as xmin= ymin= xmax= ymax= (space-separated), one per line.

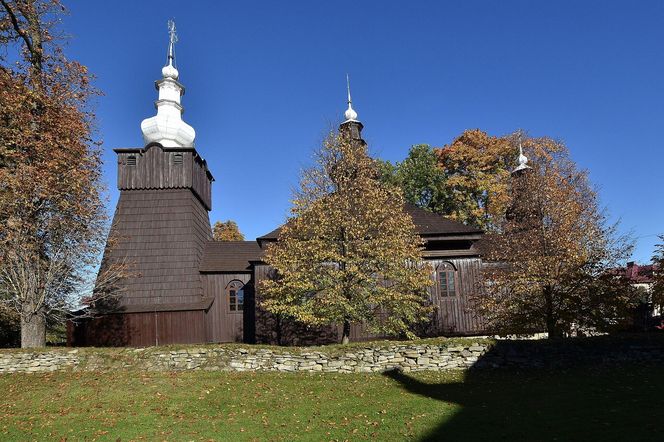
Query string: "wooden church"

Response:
xmin=67 ymin=25 xmax=487 ymax=347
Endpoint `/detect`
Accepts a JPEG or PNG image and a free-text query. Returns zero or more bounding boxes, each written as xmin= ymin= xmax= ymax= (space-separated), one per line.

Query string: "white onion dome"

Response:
xmin=512 ymin=143 xmax=531 ymax=173
xmin=343 ymin=74 xmax=359 ymax=122
xmin=140 ymin=21 xmax=195 ymax=148
xmin=518 ymin=152 xmax=528 ymax=167
xmin=161 ymin=63 xmax=179 ymax=79
xmin=344 ymin=103 xmax=358 ymax=122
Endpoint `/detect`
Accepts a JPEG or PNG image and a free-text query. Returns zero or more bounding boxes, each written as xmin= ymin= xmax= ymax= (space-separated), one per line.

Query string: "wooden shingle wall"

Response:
xmin=107 ymin=188 xmax=212 ymax=307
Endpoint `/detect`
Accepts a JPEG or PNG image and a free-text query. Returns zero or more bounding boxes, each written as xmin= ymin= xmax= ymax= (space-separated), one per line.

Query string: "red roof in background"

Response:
xmin=613 ymin=262 xmax=659 ymax=284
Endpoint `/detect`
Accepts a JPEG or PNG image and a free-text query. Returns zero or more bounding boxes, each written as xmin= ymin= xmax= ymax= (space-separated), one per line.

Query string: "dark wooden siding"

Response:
xmin=427 ymin=257 xmax=485 ymax=335
xmin=202 ymin=273 xmax=250 ymax=343
xmin=116 ymin=145 xmax=212 ymax=210
xmin=68 ymin=310 xmax=207 ymax=347
xmin=252 ymin=257 xmax=486 ymax=344
xmin=345 ymin=319 xmax=389 ymax=342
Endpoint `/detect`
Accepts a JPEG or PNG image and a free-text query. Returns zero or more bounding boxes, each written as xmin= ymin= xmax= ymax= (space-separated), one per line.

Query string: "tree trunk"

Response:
xmin=275 ymin=314 xmax=282 ymax=346
xmin=341 ymin=319 xmax=351 ymax=345
xmin=20 ymin=312 xmax=46 ymax=348
xmin=543 ymin=285 xmax=560 ymax=339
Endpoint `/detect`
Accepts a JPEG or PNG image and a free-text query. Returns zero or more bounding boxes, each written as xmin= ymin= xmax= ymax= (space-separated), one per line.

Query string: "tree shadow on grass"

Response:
xmin=384 ymin=341 xmax=664 ymax=441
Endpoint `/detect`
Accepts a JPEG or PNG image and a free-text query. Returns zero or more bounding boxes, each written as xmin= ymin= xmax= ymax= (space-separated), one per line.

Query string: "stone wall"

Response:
xmin=0 ymin=350 xmax=80 ymax=373
xmin=1 ymin=336 xmax=663 ymax=374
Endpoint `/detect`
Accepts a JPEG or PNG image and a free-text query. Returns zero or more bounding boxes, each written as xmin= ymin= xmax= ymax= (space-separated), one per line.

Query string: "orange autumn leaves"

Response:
xmin=473 ymin=139 xmax=636 ymax=336
xmin=0 ymin=0 xmax=115 ymax=347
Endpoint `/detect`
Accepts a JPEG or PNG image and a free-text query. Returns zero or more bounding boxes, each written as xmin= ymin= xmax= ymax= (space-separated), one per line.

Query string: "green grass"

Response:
xmin=1 ymin=364 xmax=663 ymax=441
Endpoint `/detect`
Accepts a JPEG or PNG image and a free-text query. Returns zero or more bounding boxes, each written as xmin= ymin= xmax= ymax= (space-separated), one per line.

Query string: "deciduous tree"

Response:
xmin=473 ymin=138 xmax=637 ymax=337
xmin=379 ymin=144 xmax=447 ymax=213
xmin=0 ymin=0 xmax=123 ymax=347
xmin=260 ymin=129 xmax=433 ymax=344
xmin=212 ymin=220 xmax=245 ymax=241
xmin=436 ymin=129 xmax=518 ymax=231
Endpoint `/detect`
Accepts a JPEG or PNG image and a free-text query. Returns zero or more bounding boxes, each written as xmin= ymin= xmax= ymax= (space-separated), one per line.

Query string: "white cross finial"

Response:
xmin=167 ymin=19 xmax=178 ymax=66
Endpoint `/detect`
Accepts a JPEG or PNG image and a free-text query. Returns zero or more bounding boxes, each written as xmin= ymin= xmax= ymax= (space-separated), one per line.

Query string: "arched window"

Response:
xmin=437 ymin=262 xmax=457 ymax=297
xmin=227 ymin=280 xmax=244 ymax=312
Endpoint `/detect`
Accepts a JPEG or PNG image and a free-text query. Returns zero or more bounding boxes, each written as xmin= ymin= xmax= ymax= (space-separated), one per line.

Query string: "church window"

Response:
xmin=227 ymin=280 xmax=244 ymax=312
xmin=173 ymin=153 xmax=183 ymax=165
xmin=438 ymin=262 xmax=457 ymax=297
xmin=127 ymin=155 xmax=137 ymax=166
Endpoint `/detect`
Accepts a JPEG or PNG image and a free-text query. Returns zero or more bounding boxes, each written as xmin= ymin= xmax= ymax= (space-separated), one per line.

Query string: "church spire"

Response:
xmin=344 ymin=74 xmax=359 ymax=122
xmin=512 ymin=141 xmax=531 ymax=174
xmin=339 ymin=75 xmax=365 ymax=144
xmin=140 ymin=20 xmax=196 ymax=148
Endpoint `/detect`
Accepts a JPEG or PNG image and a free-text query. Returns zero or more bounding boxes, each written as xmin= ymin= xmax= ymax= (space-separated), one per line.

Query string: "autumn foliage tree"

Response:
xmin=474 ymin=138 xmax=636 ymax=337
xmin=383 ymin=130 xmax=536 ymax=231
xmin=260 ymin=128 xmax=433 ymax=344
xmin=0 ymin=1 xmax=121 ymax=347
xmin=212 ymin=220 xmax=245 ymax=241
xmin=436 ymin=129 xmax=518 ymax=231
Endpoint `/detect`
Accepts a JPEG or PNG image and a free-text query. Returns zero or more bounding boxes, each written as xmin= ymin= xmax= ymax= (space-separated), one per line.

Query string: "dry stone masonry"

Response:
xmin=0 ymin=350 xmax=80 ymax=373
xmin=1 ymin=337 xmax=663 ymax=374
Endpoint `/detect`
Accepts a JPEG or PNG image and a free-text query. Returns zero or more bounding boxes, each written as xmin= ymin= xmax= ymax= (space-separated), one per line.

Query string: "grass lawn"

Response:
xmin=1 ymin=364 xmax=663 ymax=441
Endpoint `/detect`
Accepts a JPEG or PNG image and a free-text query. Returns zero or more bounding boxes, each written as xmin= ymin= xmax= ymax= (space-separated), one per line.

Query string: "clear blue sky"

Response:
xmin=62 ymin=0 xmax=663 ymax=263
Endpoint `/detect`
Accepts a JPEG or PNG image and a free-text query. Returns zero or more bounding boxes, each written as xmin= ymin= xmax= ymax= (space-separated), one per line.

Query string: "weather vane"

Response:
xmin=167 ymin=19 xmax=178 ymax=66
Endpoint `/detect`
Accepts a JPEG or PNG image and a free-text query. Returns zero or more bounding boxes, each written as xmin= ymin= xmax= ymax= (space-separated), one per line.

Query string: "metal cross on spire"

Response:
xmin=167 ymin=19 xmax=178 ymax=66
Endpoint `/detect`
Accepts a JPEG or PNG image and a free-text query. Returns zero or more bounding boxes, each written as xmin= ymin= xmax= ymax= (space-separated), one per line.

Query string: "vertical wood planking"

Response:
xmin=117 ymin=146 xmax=212 ymax=210
xmin=203 ymin=273 xmax=250 ymax=342
xmin=429 ymin=257 xmax=485 ymax=334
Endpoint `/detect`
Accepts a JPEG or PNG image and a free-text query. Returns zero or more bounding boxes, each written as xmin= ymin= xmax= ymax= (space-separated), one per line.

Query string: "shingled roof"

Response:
xmin=404 ymin=203 xmax=483 ymax=236
xmin=199 ymin=241 xmax=263 ymax=273
xmin=257 ymin=203 xmax=482 ymax=242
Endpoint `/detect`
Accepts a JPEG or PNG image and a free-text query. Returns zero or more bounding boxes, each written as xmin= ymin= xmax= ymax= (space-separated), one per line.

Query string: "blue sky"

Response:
xmin=62 ymin=0 xmax=662 ymax=263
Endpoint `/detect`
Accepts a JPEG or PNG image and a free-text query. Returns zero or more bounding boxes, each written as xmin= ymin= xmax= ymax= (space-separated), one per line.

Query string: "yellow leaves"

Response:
xmin=261 ymin=131 xmax=433 ymax=339
xmin=212 ymin=220 xmax=245 ymax=241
